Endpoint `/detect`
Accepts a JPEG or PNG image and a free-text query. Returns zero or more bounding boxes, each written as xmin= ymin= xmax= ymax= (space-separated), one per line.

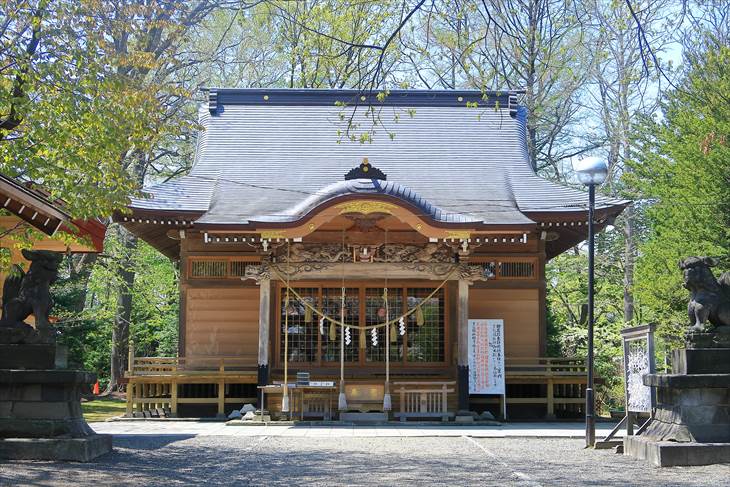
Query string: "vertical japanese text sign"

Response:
xmin=468 ymin=319 xmax=505 ymax=395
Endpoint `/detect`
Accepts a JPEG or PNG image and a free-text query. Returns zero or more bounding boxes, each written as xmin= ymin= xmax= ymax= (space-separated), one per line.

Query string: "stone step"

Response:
xmin=339 ymin=412 xmax=388 ymax=423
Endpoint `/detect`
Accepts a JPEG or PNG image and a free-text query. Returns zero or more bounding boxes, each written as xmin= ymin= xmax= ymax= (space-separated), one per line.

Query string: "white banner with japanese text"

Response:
xmin=468 ymin=319 xmax=505 ymax=395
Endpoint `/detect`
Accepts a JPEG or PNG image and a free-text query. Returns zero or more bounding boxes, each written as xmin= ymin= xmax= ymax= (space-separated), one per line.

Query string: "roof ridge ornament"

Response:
xmin=344 ymin=158 xmax=387 ymax=181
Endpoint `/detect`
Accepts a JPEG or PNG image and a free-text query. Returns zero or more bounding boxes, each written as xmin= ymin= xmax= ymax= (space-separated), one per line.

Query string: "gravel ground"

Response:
xmin=1 ymin=436 xmax=728 ymax=486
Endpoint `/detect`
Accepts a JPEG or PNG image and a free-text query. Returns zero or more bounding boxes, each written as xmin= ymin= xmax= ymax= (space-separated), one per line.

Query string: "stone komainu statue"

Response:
xmin=0 ymin=249 xmax=63 ymax=343
xmin=679 ymin=256 xmax=730 ymax=332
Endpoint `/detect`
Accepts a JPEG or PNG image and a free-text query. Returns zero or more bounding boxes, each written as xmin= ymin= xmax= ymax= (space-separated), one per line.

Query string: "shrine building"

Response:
xmin=119 ymin=89 xmax=627 ymax=420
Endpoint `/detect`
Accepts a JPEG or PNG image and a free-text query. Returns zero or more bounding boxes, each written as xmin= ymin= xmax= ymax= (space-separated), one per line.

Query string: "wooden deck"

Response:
xmin=504 ymin=357 xmax=587 ymax=418
xmin=125 ymin=354 xmax=258 ymax=417
xmin=125 ymin=353 xmax=587 ymax=419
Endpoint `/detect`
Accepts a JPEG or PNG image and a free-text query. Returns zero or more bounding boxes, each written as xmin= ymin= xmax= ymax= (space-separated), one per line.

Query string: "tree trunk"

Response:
xmin=623 ymin=205 xmax=635 ymax=324
xmin=68 ymin=253 xmax=98 ymax=314
xmin=106 ymin=226 xmax=138 ymax=393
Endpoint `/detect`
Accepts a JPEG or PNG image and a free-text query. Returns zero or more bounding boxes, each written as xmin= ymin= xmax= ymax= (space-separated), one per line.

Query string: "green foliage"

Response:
xmin=0 ymin=1 xmax=164 ymax=218
xmin=54 ymin=233 xmax=178 ymax=385
xmin=546 ymin=248 xmax=626 ymax=412
xmin=629 ymin=42 xmax=730 ymax=347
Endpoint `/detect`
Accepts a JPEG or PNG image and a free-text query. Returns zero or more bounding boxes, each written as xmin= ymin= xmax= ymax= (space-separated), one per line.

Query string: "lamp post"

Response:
xmin=573 ymin=156 xmax=608 ymax=448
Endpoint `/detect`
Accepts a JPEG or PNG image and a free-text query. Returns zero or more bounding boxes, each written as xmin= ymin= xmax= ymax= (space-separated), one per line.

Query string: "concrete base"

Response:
xmin=624 ymin=435 xmax=730 ymax=467
xmin=339 ymin=412 xmax=388 ymax=423
xmin=0 ymin=434 xmax=112 ymax=462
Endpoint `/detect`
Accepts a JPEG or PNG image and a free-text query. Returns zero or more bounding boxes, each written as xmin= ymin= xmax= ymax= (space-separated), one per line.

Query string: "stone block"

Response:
xmin=682 ymin=405 xmax=719 ymax=425
xmin=0 ymin=434 xmax=112 ymax=462
xmin=0 ymin=417 xmax=94 ymax=438
xmin=241 ymin=404 xmax=256 ymax=413
xmin=672 ymin=348 xmax=730 ymax=374
xmin=687 ymin=425 xmax=730 ymax=443
xmin=11 ymin=401 xmax=71 ymax=420
xmin=0 ymin=369 xmax=97 ymax=440
xmin=624 ymin=436 xmax=730 ymax=467
xmin=644 ymin=373 xmax=730 ymax=389
xmin=0 ymin=344 xmax=55 ymax=369
xmin=701 ymin=387 xmax=730 ymax=405
xmin=677 ymin=389 xmax=703 ymax=407
xmin=0 ymin=384 xmax=43 ymax=402
xmin=41 ymin=384 xmax=76 ymax=402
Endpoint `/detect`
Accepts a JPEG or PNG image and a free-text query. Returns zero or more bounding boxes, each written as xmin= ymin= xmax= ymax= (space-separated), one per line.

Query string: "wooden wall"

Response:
xmin=184 ymin=287 xmax=260 ymax=359
xmin=468 ymin=288 xmax=540 ymax=357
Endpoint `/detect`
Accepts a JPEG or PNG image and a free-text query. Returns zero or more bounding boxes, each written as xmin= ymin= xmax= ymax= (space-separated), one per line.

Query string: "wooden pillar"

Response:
xmin=126 ymin=381 xmax=134 ymax=416
xmin=257 ymin=278 xmax=271 ymax=407
xmin=217 ymin=360 xmax=225 ymax=417
xmin=546 ymin=379 xmax=555 ymax=419
xmin=456 ymin=279 xmax=470 ymax=412
xmin=170 ymin=381 xmax=178 ymax=417
xmin=127 ymin=340 xmax=135 ymax=375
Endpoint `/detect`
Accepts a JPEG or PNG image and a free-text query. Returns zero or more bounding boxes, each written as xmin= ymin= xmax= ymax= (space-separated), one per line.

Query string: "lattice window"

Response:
xmin=406 ymin=288 xmax=444 ymax=363
xmin=230 ymin=260 xmax=248 ymax=277
xmin=281 ymin=288 xmax=318 ymax=363
xmin=190 ymin=260 xmax=227 ymax=278
xmin=321 ymin=288 xmax=359 ymax=362
xmin=500 ymin=261 xmax=534 ymax=278
xmin=278 ymin=285 xmax=446 ymax=365
xmin=364 ymin=288 xmax=403 ymax=363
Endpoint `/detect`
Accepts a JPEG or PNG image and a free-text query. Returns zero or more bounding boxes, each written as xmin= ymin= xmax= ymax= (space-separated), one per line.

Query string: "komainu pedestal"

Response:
xmin=0 ymin=251 xmax=112 ymax=461
xmin=0 ymin=365 xmax=113 ymax=462
xmin=624 ymin=338 xmax=730 ymax=467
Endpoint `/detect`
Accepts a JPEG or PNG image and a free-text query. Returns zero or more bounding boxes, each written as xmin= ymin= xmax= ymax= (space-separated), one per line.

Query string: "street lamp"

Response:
xmin=573 ymin=156 xmax=608 ymax=448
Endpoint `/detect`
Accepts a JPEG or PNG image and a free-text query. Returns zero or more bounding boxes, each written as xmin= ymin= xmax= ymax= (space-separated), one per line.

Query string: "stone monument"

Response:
xmin=0 ymin=250 xmax=112 ymax=461
xmin=624 ymin=256 xmax=730 ymax=466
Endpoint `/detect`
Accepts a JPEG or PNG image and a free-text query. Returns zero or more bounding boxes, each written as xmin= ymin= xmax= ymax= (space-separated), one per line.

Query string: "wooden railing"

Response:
xmin=393 ymin=381 xmax=455 ymax=421
xmin=128 ymin=355 xmax=259 ymax=377
xmin=502 ymin=357 xmax=587 ymax=418
xmin=506 ymin=357 xmax=587 ymax=376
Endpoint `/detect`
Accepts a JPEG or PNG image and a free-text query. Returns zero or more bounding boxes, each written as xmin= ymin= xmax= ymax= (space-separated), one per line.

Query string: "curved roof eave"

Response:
xmin=193 ymin=177 xmax=538 ymax=229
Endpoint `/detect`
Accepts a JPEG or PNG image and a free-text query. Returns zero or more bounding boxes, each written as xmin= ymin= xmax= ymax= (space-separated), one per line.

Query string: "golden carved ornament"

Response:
xmin=336 ymin=201 xmax=397 ymax=215
xmin=445 ymin=231 xmax=471 ymax=240
xmin=260 ymin=230 xmax=287 ymax=239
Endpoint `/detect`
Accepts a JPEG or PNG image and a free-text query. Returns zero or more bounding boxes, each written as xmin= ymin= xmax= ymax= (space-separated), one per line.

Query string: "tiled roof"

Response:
xmin=130 ymin=89 xmax=627 ymax=226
